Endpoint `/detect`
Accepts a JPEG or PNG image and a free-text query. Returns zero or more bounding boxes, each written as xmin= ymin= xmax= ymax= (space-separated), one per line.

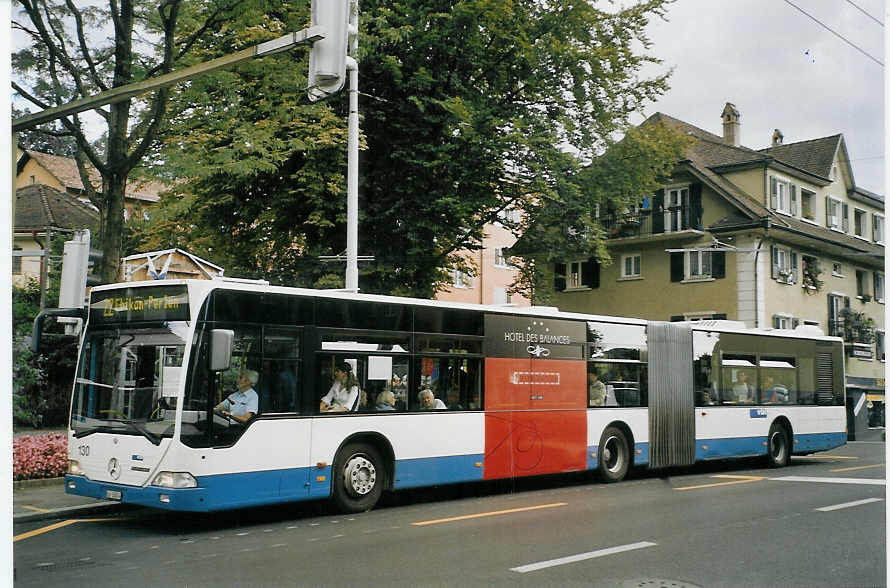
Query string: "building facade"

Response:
xmin=550 ymin=104 xmax=884 ymax=435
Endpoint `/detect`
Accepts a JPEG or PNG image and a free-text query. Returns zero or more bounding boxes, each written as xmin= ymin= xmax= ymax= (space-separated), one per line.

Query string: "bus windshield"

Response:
xmin=71 ymin=322 xmax=189 ymax=443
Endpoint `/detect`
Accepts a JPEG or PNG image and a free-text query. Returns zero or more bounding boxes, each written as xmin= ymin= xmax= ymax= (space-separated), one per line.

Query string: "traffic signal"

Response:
xmin=308 ymin=0 xmax=351 ymax=101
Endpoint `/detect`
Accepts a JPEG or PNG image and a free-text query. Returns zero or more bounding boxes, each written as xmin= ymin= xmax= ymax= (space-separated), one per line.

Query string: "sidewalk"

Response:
xmin=13 ymin=477 xmax=136 ymax=523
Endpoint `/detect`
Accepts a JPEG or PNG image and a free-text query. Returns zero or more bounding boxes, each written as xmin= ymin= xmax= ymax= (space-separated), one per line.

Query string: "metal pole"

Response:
xmin=344 ymin=1 xmax=359 ymax=292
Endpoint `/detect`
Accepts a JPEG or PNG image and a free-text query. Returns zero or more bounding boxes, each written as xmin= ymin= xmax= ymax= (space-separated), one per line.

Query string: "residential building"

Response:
xmin=436 ymin=208 xmax=529 ymax=307
xmin=16 ymin=149 xmax=165 ymax=219
xmin=13 ymin=184 xmax=99 ymax=292
xmin=549 ymin=103 xmax=884 ymax=435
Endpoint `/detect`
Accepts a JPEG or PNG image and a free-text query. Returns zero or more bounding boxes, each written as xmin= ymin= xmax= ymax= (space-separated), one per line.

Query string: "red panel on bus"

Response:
xmin=483 ymin=357 xmax=587 ymax=479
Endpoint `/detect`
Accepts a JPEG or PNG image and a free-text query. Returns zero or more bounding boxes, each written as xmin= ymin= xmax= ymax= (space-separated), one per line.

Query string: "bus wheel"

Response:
xmin=332 ymin=442 xmax=384 ymax=513
xmin=767 ymin=422 xmax=791 ymax=468
xmin=598 ymin=427 xmax=630 ymax=483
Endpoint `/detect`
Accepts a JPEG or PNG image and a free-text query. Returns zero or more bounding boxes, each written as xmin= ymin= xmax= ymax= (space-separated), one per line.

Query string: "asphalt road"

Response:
xmin=13 ymin=441 xmax=886 ymax=587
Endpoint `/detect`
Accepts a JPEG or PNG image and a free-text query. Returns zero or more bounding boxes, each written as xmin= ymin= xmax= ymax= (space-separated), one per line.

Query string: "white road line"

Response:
xmin=510 ymin=541 xmax=657 ymax=573
xmin=772 ymin=476 xmax=886 ymax=486
xmin=816 ymin=498 xmax=884 ymax=512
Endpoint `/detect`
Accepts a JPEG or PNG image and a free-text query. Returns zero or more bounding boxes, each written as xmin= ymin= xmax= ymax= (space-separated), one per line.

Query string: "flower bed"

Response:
xmin=13 ymin=433 xmax=67 ymax=481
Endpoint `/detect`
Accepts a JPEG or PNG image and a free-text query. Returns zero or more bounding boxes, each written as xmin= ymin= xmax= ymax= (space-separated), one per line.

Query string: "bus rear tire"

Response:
xmin=767 ymin=422 xmax=791 ymax=468
xmin=598 ymin=426 xmax=630 ymax=483
xmin=332 ymin=442 xmax=384 ymax=513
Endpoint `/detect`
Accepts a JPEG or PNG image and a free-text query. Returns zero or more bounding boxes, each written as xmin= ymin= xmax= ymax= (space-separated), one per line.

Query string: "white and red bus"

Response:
xmin=54 ymin=279 xmax=846 ymax=513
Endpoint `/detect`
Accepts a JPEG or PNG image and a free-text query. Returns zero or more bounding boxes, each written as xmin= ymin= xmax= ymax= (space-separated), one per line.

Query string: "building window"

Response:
xmin=770 ymin=176 xmax=797 ymax=216
xmin=493 ymin=247 xmax=510 ymax=268
xmin=800 ymin=189 xmax=815 ymax=221
xmin=772 ymin=315 xmax=798 ymax=330
xmin=453 ymin=269 xmax=473 ymax=289
xmin=493 ymin=287 xmax=511 ymax=305
xmin=827 ymin=293 xmax=848 ymax=337
xmin=686 ymin=250 xmax=712 ymax=280
xmin=621 ymin=254 xmax=641 ymax=279
xmin=832 ymin=262 xmax=843 ymax=277
xmin=771 ymin=246 xmax=798 ymax=284
xmin=825 ymin=197 xmax=847 ymax=231
xmin=856 ymin=270 xmax=868 ymax=298
xmin=877 ymin=331 xmax=886 ymax=362
xmin=664 ymin=186 xmax=689 ymax=233
xmin=875 ymin=272 xmax=885 ymax=303
xmin=854 ymin=209 xmax=868 ymax=238
xmin=874 ymin=214 xmax=885 ymax=244
xmin=12 ymin=246 xmax=22 ymax=275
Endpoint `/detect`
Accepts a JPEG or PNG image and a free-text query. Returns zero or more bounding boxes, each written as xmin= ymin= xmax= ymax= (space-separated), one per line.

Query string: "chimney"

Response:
xmin=772 ymin=128 xmax=783 ymax=146
xmin=721 ymin=102 xmax=740 ymax=147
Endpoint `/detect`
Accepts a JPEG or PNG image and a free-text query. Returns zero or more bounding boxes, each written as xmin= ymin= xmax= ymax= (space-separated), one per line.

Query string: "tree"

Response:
xmin=11 ymin=0 xmax=245 ymax=283
xmin=140 ymin=0 xmax=680 ymax=297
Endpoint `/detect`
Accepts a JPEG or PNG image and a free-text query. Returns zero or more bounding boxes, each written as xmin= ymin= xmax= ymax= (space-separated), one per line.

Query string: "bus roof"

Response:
xmin=91 ymin=278 xmax=843 ymax=343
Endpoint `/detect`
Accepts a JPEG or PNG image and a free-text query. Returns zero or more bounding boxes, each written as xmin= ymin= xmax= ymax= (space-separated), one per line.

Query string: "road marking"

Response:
xmin=815 ymin=498 xmax=884 ymax=512
xmin=22 ymin=505 xmax=51 ymax=513
xmin=14 ymin=520 xmax=79 ymax=542
xmin=792 ymin=455 xmax=858 ymax=460
xmin=411 ymin=502 xmax=567 ymax=526
xmin=830 ymin=463 xmax=884 ymax=473
xmin=674 ymin=475 xmax=765 ymax=491
xmin=510 ymin=541 xmax=657 ymax=573
xmin=772 ymin=476 xmax=886 ymax=486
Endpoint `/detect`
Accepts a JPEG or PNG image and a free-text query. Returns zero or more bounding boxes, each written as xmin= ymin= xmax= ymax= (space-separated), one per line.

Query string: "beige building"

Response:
xmin=549 ymin=104 xmax=884 ymax=431
xmin=436 ymin=209 xmax=529 ymax=307
xmin=16 ymin=149 xmax=164 ymax=219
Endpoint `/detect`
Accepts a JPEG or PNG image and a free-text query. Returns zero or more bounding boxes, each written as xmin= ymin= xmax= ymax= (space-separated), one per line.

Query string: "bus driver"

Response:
xmin=215 ymin=369 xmax=259 ymax=424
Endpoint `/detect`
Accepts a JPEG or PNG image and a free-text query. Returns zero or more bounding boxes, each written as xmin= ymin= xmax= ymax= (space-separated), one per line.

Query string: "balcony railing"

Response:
xmin=601 ymin=205 xmax=703 ymax=240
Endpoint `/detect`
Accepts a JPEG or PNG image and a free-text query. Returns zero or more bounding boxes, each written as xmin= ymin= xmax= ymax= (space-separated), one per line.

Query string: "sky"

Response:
xmin=633 ymin=0 xmax=885 ymax=194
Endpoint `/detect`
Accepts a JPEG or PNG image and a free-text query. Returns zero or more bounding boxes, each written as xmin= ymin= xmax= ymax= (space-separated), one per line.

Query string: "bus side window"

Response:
xmin=263 ymin=328 xmax=301 ymax=414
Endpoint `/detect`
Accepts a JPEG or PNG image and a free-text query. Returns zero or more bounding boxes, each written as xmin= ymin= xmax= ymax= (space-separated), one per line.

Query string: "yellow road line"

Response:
xmin=412 ymin=502 xmax=567 ymax=526
xmin=830 ymin=463 xmax=885 ymax=473
xmin=22 ymin=505 xmax=51 ymax=513
xmin=675 ymin=475 xmax=765 ymax=491
xmin=14 ymin=517 xmax=119 ymax=543
xmin=14 ymin=520 xmax=79 ymax=542
xmin=792 ymin=455 xmax=858 ymax=460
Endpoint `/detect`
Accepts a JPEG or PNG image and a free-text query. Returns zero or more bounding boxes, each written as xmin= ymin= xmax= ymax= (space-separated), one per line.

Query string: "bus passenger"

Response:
xmin=763 ymin=376 xmax=789 ymax=404
xmin=588 ymin=369 xmax=606 ymax=406
xmin=446 ymin=388 xmax=463 ymax=410
xmin=419 ymin=389 xmax=446 ymax=410
xmin=375 ymin=390 xmax=396 ymax=411
xmin=320 ymin=361 xmax=360 ymax=413
xmin=215 ymin=369 xmax=259 ymax=424
xmin=733 ymin=371 xmax=753 ymax=403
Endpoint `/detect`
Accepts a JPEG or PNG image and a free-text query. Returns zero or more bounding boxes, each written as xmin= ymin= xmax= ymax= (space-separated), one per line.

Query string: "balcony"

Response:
xmin=601 ymin=205 xmax=704 ymax=243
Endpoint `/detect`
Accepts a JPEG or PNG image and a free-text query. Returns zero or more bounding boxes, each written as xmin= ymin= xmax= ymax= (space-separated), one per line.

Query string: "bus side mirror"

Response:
xmin=209 ymin=329 xmax=234 ymax=372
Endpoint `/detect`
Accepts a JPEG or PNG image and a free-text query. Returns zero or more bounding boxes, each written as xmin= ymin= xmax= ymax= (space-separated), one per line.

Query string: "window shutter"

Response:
xmin=771 ymin=246 xmax=778 ymax=279
xmin=582 ymin=258 xmax=600 ymax=288
xmin=791 ymin=251 xmax=799 ymax=283
xmin=653 ymin=189 xmax=665 ymax=234
xmin=690 ymin=183 xmax=703 ymax=229
xmin=712 ymin=251 xmax=726 ymax=279
xmin=770 ymin=177 xmax=778 ymax=209
xmin=773 ymin=316 xmax=780 ymax=329
xmin=842 ymin=203 xmax=849 ymax=232
xmin=790 ymin=184 xmax=798 ymax=215
xmin=670 ymin=252 xmax=684 ymax=282
xmin=554 ymin=263 xmax=566 ymax=292
xmin=844 ymin=296 xmax=851 ymax=309
xmin=825 ymin=197 xmax=831 ymax=227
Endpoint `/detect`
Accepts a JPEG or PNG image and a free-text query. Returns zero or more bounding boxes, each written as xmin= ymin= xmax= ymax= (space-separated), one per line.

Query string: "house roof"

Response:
xmin=757 ymin=135 xmax=842 ymax=182
xmin=15 ymin=184 xmax=100 ymax=232
xmin=18 ymin=149 xmax=164 ymax=203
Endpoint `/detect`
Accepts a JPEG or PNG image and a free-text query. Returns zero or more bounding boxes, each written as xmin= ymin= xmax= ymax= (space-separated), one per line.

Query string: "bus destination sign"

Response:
xmin=90 ymin=286 xmax=190 ymax=324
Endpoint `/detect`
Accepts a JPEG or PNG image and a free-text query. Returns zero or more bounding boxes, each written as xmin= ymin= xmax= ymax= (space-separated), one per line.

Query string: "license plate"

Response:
xmin=106 ymin=490 xmax=122 ymax=500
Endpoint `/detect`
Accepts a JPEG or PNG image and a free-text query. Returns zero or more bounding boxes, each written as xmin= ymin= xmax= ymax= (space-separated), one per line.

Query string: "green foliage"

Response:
xmin=136 ymin=0 xmax=679 ymax=298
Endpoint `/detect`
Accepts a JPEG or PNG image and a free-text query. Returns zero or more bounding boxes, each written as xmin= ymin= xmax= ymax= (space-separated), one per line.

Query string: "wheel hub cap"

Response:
xmin=344 ymin=455 xmax=376 ymax=496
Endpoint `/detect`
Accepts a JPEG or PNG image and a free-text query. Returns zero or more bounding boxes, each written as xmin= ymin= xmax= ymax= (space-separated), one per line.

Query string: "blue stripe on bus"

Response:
xmin=393 ymin=454 xmax=485 ymax=489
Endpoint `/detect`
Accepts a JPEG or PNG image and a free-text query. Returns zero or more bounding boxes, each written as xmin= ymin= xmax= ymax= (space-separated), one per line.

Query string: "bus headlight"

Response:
xmin=68 ymin=460 xmax=84 ymax=476
xmin=152 ymin=471 xmax=197 ymax=488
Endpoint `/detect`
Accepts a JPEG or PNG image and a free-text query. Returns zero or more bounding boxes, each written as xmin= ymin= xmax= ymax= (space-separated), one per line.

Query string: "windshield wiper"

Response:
xmin=72 ymin=420 xmax=161 ymax=445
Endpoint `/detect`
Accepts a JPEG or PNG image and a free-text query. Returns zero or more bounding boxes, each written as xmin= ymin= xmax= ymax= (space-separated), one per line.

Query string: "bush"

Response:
xmin=13 ymin=433 xmax=68 ymax=481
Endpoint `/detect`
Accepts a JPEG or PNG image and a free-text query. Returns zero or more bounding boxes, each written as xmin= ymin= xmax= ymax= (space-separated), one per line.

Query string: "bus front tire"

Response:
xmin=598 ymin=426 xmax=630 ymax=483
xmin=767 ymin=422 xmax=791 ymax=468
xmin=332 ymin=442 xmax=384 ymax=513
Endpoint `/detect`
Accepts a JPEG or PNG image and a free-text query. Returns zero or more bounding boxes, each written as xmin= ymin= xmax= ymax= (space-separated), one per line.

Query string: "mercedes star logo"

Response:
xmin=107 ymin=457 xmax=121 ymax=480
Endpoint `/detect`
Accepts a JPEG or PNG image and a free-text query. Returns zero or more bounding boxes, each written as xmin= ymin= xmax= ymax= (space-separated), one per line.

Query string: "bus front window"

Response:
xmin=71 ymin=323 xmax=189 ymax=443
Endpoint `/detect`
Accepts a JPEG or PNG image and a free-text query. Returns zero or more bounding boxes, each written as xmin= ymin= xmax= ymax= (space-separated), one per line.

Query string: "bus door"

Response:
xmin=647 ymin=321 xmax=695 ymax=469
xmin=483 ymin=315 xmax=587 ymax=479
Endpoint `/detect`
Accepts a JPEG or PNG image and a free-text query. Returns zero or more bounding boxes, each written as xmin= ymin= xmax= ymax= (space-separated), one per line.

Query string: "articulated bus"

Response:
xmin=54 ymin=279 xmax=847 ymax=513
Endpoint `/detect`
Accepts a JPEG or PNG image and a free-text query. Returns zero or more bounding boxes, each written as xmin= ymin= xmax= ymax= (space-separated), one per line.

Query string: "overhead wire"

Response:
xmin=782 ymin=0 xmax=883 ymax=66
xmin=845 ymin=0 xmax=883 ymax=27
